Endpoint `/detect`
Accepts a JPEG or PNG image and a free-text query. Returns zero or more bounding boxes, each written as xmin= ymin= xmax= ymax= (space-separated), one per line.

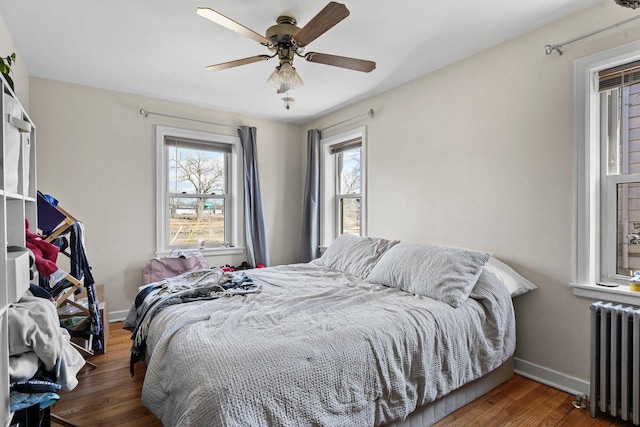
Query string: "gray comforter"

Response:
xmin=142 ymin=263 xmax=515 ymax=426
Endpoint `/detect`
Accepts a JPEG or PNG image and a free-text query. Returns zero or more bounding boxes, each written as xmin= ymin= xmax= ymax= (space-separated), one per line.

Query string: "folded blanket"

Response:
xmin=124 ymin=268 xmax=261 ymax=372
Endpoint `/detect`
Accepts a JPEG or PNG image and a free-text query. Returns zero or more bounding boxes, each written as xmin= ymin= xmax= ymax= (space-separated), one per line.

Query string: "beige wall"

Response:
xmin=306 ymin=2 xmax=639 ymax=385
xmin=0 ymin=13 xmax=28 ymax=108
xmin=28 ymin=78 xmax=303 ymax=319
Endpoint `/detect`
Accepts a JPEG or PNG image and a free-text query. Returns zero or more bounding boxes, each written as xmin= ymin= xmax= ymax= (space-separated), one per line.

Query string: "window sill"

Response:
xmin=572 ymin=282 xmax=640 ymax=307
xmin=156 ymin=247 xmax=245 ymax=257
xmin=200 ymin=247 xmax=245 ymax=257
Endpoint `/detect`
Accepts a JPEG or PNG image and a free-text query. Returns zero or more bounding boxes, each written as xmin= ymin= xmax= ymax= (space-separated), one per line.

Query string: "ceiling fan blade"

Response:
xmin=197 ymin=7 xmax=272 ymax=46
xmin=206 ymin=55 xmax=272 ymax=71
xmin=293 ymin=2 xmax=350 ymax=47
xmin=305 ymin=52 xmax=376 ymax=72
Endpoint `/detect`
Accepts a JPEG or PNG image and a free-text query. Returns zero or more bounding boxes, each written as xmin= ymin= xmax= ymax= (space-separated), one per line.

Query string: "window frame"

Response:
xmin=598 ymin=84 xmax=640 ymax=282
xmin=573 ymin=41 xmax=640 ymax=305
xmin=156 ymin=126 xmax=244 ymax=256
xmin=319 ymin=127 xmax=367 ymax=247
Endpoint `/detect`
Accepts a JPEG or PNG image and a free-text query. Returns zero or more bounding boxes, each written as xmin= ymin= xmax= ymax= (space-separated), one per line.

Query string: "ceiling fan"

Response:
xmin=196 ymin=2 xmax=376 ymax=95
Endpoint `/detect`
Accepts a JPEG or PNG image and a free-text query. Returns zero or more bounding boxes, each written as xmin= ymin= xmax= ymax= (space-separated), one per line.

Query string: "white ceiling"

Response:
xmin=0 ymin=0 xmax=599 ymax=124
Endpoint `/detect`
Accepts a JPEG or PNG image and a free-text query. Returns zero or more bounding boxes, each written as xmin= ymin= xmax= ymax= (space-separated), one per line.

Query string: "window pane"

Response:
xmin=604 ymin=83 xmax=640 ymax=176
xmin=617 ymin=182 xmax=640 ymax=277
xmin=168 ymin=145 xmax=225 ymax=195
xmin=169 ymin=197 xmax=225 ymax=247
xmin=339 ymin=198 xmax=360 ymax=236
xmin=338 ymin=148 xmax=361 ymax=194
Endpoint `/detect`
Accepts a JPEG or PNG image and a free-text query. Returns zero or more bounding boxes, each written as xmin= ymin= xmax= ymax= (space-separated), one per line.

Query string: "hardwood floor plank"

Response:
xmin=501 ymin=384 xmax=567 ymax=425
xmin=543 ymin=395 xmax=582 ymax=426
xmin=52 ymin=322 xmax=634 ymax=426
xmin=434 ymin=383 xmax=517 ymax=424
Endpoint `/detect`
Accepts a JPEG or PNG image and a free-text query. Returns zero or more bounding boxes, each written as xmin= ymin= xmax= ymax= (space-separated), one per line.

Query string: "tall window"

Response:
xmin=574 ymin=41 xmax=640 ymax=304
xmin=334 ymin=139 xmax=362 ymax=236
xmin=599 ymin=62 xmax=640 ymax=281
xmin=320 ymin=128 xmax=366 ymax=246
xmin=156 ymin=126 xmax=243 ymax=254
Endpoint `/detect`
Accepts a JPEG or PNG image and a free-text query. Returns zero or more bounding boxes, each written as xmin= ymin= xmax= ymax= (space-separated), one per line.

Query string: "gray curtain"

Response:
xmin=299 ymin=129 xmax=321 ymax=262
xmin=238 ymin=126 xmax=270 ymax=267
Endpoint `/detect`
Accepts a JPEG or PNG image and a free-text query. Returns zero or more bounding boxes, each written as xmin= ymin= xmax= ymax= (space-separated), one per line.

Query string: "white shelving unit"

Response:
xmin=0 ymin=75 xmax=36 ymax=425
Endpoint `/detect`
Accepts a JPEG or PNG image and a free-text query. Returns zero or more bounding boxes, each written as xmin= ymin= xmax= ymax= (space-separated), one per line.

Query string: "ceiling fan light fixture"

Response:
xmin=266 ymin=63 xmax=304 ymax=92
xmin=286 ymin=66 xmax=304 ymax=89
xmin=615 ymin=0 xmax=640 ymax=8
xmin=279 ymin=62 xmax=296 ymax=82
xmin=266 ymin=67 xmax=281 ymax=88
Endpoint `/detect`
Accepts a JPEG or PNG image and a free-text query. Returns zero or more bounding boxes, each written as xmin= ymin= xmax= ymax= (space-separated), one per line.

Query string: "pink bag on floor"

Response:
xmin=142 ymin=250 xmax=209 ymax=284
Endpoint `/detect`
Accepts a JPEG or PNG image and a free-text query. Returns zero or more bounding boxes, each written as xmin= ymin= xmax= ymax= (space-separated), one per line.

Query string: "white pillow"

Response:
xmin=366 ymin=243 xmax=490 ymax=308
xmin=483 ymin=256 xmax=537 ymax=297
xmin=311 ymin=234 xmax=399 ymax=279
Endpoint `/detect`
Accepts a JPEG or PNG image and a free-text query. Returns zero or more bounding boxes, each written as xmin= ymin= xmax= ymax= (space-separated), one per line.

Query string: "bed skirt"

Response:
xmin=383 ymin=357 xmax=514 ymax=427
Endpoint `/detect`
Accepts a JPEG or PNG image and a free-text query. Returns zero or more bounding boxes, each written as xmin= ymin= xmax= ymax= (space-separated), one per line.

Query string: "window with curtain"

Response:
xmin=156 ymin=126 xmax=243 ymax=254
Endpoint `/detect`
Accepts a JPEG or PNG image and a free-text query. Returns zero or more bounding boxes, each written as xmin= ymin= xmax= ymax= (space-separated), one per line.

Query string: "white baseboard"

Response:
xmin=514 ymin=357 xmax=590 ymax=397
xmin=108 ymin=309 xmax=129 ymax=323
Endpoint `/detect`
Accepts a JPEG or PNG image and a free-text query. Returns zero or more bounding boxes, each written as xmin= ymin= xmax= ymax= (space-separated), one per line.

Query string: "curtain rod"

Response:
xmin=545 ymin=14 xmax=640 ymax=56
xmin=320 ymin=109 xmax=375 ymax=132
xmin=139 ymin=108 xmax=240 ymax=130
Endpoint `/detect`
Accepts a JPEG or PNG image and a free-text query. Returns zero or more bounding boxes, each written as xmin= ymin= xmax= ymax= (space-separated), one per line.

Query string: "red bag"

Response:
xmin=142 ymin=250 xmax=209 ymax=284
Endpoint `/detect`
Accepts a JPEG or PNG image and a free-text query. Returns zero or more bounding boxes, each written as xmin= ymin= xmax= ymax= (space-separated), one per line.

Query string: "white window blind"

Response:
xmin=599 ymin=60 xmax=640 ymax=92
xmin=329 ymin=137 xmax=362 ymax=155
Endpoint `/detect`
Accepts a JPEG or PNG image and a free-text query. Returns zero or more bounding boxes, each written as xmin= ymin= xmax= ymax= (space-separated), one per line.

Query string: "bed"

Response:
xmin=127 ymin=235 xmax=532 ymax=426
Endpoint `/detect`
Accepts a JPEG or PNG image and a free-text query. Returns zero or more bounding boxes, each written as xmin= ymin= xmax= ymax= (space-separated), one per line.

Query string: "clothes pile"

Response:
xmin=8 ymin=286 xmax=85 ymax=414
xmin=219 ymin=261 xmax=266 ymax=272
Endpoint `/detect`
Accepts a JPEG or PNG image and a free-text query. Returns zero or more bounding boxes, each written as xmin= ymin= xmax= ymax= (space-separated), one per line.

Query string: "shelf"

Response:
xmin=4 ymin=191 xmax=23 ymax=200
xmin=0 ymin=77 xmax=36 ymax=426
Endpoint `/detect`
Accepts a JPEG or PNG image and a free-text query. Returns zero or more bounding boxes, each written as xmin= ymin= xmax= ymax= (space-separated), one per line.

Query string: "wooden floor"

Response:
xmin=52 ymin=322 xmax=160 ymax=427
xmin=52 ymin=322 xmax=633 ymax=426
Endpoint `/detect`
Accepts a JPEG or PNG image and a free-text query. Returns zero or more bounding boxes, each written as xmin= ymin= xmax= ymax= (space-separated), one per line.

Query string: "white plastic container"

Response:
xmin=7 ymin=250 xmax=30 ymax=303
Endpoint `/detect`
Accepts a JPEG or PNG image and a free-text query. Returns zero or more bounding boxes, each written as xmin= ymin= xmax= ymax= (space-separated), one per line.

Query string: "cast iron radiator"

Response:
xmin=590 ymin=301 xmax=640 ymax=425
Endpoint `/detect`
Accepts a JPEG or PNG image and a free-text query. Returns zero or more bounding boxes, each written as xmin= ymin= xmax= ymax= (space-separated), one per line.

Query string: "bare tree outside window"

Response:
xmin=171 ymin=149 xmax=224 ymax=219
xmin=338 ymin=148 xmax=361 ymax=235
xmin=168 ymin=144 xmax=227 ymax=247
xmin=341 ymin=163 xmax=361 ymax=194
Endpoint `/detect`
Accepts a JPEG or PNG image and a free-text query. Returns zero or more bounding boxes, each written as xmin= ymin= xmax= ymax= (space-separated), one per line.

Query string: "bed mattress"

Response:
xmin=141 ymin=263 xmax=515 ymax=426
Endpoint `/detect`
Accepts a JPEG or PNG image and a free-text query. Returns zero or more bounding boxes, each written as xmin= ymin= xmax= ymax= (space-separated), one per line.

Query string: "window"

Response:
xmin=320 ymin=127 xmax=366 ymax=246
xmin=156 ymin=126 xmax=243 ymax=255
xmin=574 ymin=41 xmax=640 ymax=305
xmin=599 ymin=63 xmax=640 ymax=281
xmin=335 ymin=139 xmax=362 ymax=236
